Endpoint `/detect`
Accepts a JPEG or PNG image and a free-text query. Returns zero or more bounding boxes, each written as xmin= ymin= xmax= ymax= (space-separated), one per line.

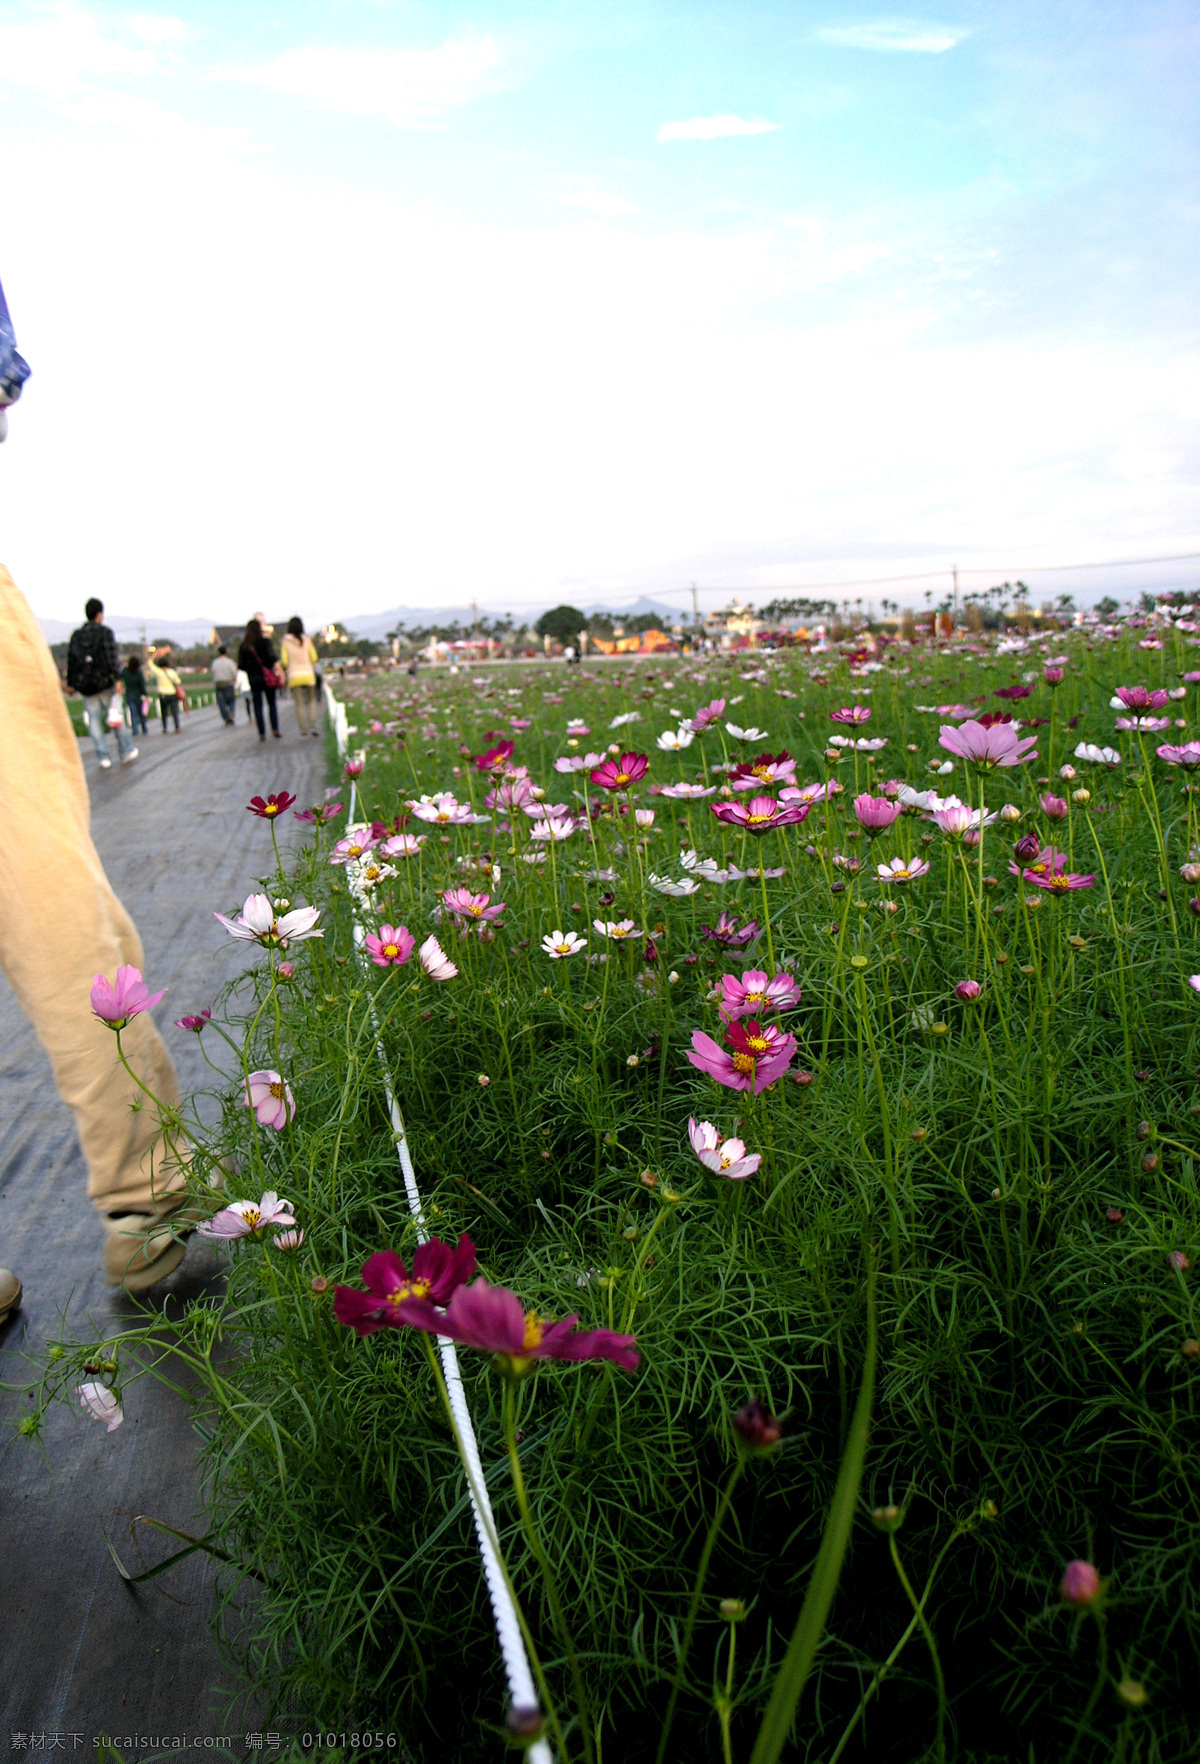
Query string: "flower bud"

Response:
xmin=1071 ymin=788 xmax=1091 ymax=805
xmin=1044 ymin=666 xmax=1065 ymax=686
xmin=962 ymin=828 xmax=981 ymax=847
xmin=1181 ymin=863 xmax=1200 ymax=883
xmin=871 ymin=1504 xmax=904 ymax=1532
xmin=719 ymin=1598 xmax=747 ymax=1622
xmin=1141 ymin=1151 xmax=1159 ymax=1172
xmin=506 ymin=1706 xmax=545 ymax=1741
xmin=999 ymin=803 xmax=1021 ymax=822
xmin=1169 ymin=1250 xmax=1191 ymax=1272
xmin=1106 ymin=1207 xmax=1124 ymax=1223
xmin=980 ymin=1498 xmax=999 ymax=1520
xmin=310 ymin=1275 xmax=329 ymax=1295
xmin=1060 ymin=1559 xmax=1102 ymax=1606
xmin=276 ymin=960 xmax=295 ymax=980
xmin=733 ymin=1399 xmax=782 ymax=1454
xmin=1180 ymin=1337 xmax=1199 ymax=1359
xmin=478 ymin=1073 xmax=491 ymax=1087
xmin=1136 ymin=1120 xmax=1153 ymax=1141
xmin=1116 ymin=1679 xmax=1147 ymax=1708
xmin=955 ymin=980 xmax=982 ymax=1001
xmin=1013 ymin=832 xmax=1042 ymax=861
xmin=1059 ymin=764 xmax=1076 ymax=780
xmin=792 ymin=1069 xmax=814 ymax=1086
xmin=911 ymin=1126 xmax=927 ymax=1141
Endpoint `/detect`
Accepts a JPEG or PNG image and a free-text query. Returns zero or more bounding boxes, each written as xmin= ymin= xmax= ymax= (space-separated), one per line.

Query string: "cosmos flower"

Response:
xmin=657 ymin=726 xmax=696 ymax=751
xmin=542 ymin=930 xmax=588 ymax=958
xmin=330 ymin=825 xmax=380 ymax=864
xmin=419 ymin=935 xmax=459 ymax=980
xmin=700 ymin=913 xmax=761 ymax=948
xmin=938 ymin=720 xmax=1038 ymax=769
xmin=853 ymin=794 xmax=903 ymax=833
xmin=364 ymin=925 xmax=415 ymax=966
xmin=333 ymin=1235 xmax=477 ymax=1336
xmin=594 ymin=918 xmax=642 ymax=940
xmin=877 ymin=856 xmax=930 ymax=883
xmin=1156 ymin=743 xmax=1200 ymax=767
xmin=91 ymin=966 xmax=166 ymax=1030
xmin=391 ymin=1277 xmax=640 ymax=1372
xmin=174 ymin=1009 xmax=212 ymax=1032
xmin=1073 ymin=742 xmax=1122 ymax=767
xmin=648 ymin=872 xmax=701 ymax=896
xmin=609 ymin=711 xmax=642 ymax=729
xmin=730 ymin=751 xmax=797 ymax=790
xmin=590 ymin=752 xmax=650 ymax=790
xmin=779 ymin=781 xmax=837 ymax=806
xmin=1023 ymin=864 xmax=1096 ymax=893
xmin=566 ymin=719 xmax=590 ymax=736
xmin=928 ymin=797 xmax=997 ymax=838
xmin=409 ymin=792 xmax=489 ymax=825
xmin=690 ymin=698 xmax=726 ymax=731
xmin=473 ymin=741 xmax=515 ymax=771
xmin=382 ymin=833 xmax=427 ymax=858
xmin=442 ymin=889 xmax=506 ymax=922
xmin=198 ymin=1189 xmax=297 ymax=1240
xmin=718 ymin=969 xmax=800 ymax=1020
xmin=77 ymin=1382 xmax=124 ymax=1432
xmin=687 ymin=1018 xmax=797 ymax=1093
xmin=710 ymin=794 xmax=810 ymax=833
xmin=1060 ymin=1561 xmax=1102 ymax=1607
xmin=687 ymin=1118 xmax=762 ymax=1180
xmin=830 ymin=706 xmax=872 ymax=724
xmin=1039 ymin=793 xmax=1070 ymax=819
xmin=659 ymin=781 xmax=718 ymax=799
xmin=994 ymin=684 xmax=1033 ymax=700
xmin=529 ymin=815 xmax=578 ymax=842
xmin=294 ymin=800 xmax=344 ymax=826
xmin=725 ymin=723 xmax=768 ymax=742
xmin=215 ymin=894 xmax=323 ymax=950
xmin=1113 ymin=686 xmax=1170 ymax=710
xmin=1114 ymin=716 xmax=1171 ymax=732
xmin=485 ymin=778 xmax=537 ymax=811
xmin=242 ymin=1072 xmax=296 ymax=1131
xmin=246 ymin=792 xmax=297 ymax=819
xmin=555 ymin=752 xmax=606 ymax=773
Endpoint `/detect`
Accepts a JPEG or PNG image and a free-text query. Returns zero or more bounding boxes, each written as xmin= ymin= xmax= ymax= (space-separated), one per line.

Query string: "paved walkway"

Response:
xmin=0 ymin=698 xmax=327 ymax=1747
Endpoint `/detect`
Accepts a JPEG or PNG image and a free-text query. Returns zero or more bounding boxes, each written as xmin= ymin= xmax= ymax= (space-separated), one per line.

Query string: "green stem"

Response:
xmin=655 ymin=1457 xmax=747 ymax=1764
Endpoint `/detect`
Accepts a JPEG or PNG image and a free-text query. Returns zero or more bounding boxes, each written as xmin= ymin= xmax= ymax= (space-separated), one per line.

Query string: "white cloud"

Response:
xmin=816 ymin=19 xmax=967 ymax=54
xmin=124 ymin=13 xmax=188 ymax=45
xmin=0 ymin=7 xmax=160 ymax=93
xmin=226 ymin=38 xmax=501 ymax=130
xmin=657 ymin=114 xmax=779 ymax=142
xmin=557 ymin=187 xmax=638 ymax=217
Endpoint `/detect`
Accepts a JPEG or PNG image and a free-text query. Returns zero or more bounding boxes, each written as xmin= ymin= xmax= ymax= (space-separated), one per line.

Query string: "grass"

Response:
xmin=25 ymin=621 xmax=1200 ymax=1761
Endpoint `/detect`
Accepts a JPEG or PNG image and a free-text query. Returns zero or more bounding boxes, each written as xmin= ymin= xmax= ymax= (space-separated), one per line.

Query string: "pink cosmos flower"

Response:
xmin=1116 ymin=715 xmax=1172 ymax=732
xmin=1023 ymin=865 xmax=1096 ymax=893
xmin=1157 ymin=743 xmax=1200 ymax=767
xmin=566 ymin=719 xmax=590 ymax=736
xmin=343 ymin=757 xmax=364 ymax=778
xmin=382 ymin=833 xmax=426 ymax=858
xmin=243 ymin=1071 xmax=296 ymax=1131
xmin=781 ymin=780 xmax=838 ymax=806
xmin=271 ymin=1229 xmax=305 ymax=1252
xmin=994 ymin=684 xmax=1033 ymax=701
xmin=555 ymin=751 xmax=606 ymax=773
xmin=1043 ymin=666 xmax=1064 ymax=686
xmin=409 ymin=792 xmax=486 ymax=825
xmin=1039 ymin=793 xmax=1069 ymax=819
xmin=199 ymin=1189 xmax=297 ymax=1239
xmin=700 ymin=913 xmax=761 ymax=948
xmin=392 ymin=1277 xmax=640 ymax=1372
xmin=486 ymin=778 xmax=536 ymax=811
xmin=76 ymin=1382 xmax=123 ymax=1432
xmin=529 ymin=814 xmax=577 ymax=843
xmin=215 ymin=894 xmax=323 ymax=948
xmin=364 ymin=924 xmax=416 ymax=966
xmin=877 ymin=856 xmax=930 ymax=883
xmin=174 ymin=1009 xmax=212 ymax=1032
xmin=830 ymin=706 xmax=871 ymax=724
xmin=294 ymin=800 xmax=343 ymax=825
xmin=442 ymin=888 xmax=506 ymax=922
xmin=690 ymin=698 xmax=726 ymax=731
xmin=1114 ymin=686 xmax=1170 ymax=710
xmin=91 ymin=966 xmax=166 ymax=1030
xmin=718 ymin=969 xmax=800 ymax=1020
xmin=930 ymin=798 xmax=996 ymax=839
xmin=419 ymin=935 xmax=459 ymax=981
xmin=710 ymin=794 xmax=810 ymax=833
xmin=330 ymin=827 xmax=379 ymax=864
xmin=333 ymin=1234 xmax=477 ymax=1335
xmin=659 ymin=782 xmax=718 ymax=799
xmin=938 ymin=720 xmax=1038 ymax=769
xmin=853 ymin=794 xmax=903 ymax=833
xmin=247 ymin=791 xmax=297 ymax=820
xmin=510 ymin=718 xmax=532 ymax=730
xmin=474 ymin=741 xmax=515 ymax=771
xmin=730 ymin=751 xmax=797 ymax=791
xmin=1189 ymin=976 xmax=1200 ymax=994
xmin=1060 ymin=1561 xmax=1102 ymax=1607
xmin=590 ymin=752 xmax=649 ymax=790
xmin=687 ymin=1118 xmax=762 ymax=1180
xmin=593 ymin=918 xmax=641 ymax=940
xmin=687 ymin=1018 xmax=797 ymax=1094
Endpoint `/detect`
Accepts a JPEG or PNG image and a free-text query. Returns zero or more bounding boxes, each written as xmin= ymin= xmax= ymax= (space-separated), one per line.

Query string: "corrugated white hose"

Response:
xmin=325 ymin=684 xmax=553 ymax=1762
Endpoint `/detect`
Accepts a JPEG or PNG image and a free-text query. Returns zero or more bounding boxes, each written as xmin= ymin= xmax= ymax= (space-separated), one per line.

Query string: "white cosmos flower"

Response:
xmin=648 ymin=872 xmax=700 ymax=897
xmin=214 ymin=893 xmax=323 ymax=948
xmin=657 ymin=726 xmax=695 ymax=751
xmin=610 ymin=711 xmax=641 ymax=728
xmin=658 ymin=782 xmax=718 ymax=799
xmin=542 ymin=930 xmax=588 ymax=958
xmin=77 ymin=1382 xmax=124 ymax=1432
xmin=419 ymin=935 xmax=459 ymax=981
xmin=725 ymin=723 xmax=768 ymax=742
xmin=529 ymin=815 xmax=577 ymax=842
xmin=593 ymin=918 xmax=641 ymax=940
xmin=1074 ymin=742 xmax=1122 ymax=767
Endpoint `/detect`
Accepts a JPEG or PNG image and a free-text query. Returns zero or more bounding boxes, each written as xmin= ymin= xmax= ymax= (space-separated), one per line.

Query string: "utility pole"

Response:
xmin=471 ymin=598 xmax=479 ymax=638
xmin=952 ymin=565 xmax=959 ymax=621
xmin=691 ymin=581 xmax=700 ymax=632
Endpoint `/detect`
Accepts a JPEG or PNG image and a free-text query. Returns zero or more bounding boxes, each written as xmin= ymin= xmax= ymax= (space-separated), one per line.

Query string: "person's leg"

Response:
xmin=250 ymin=681 xmax=266 ymax=738
xmin=83 ymin=694 xmax=110 ymax=763
xmin=110 ymin=698 xmax=132 ymax=757
xmin=160 ymin=695 xmax=170 ymax=731
xmin=294 ymin=684 xmax=312 ymax=735
xmin=169 ymin=696 xmax=181 ymax=732
xmin=266 ymin=686 xmax=280 ymax=735
xmin=0 ymin=568 xmax=187 ymax=1279
xmin=215 ymin=683 xmax=231 ymax=723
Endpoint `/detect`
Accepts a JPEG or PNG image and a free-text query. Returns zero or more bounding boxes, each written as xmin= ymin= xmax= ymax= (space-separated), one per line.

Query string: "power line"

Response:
xmin=677 ymin=550 xmax=1200 ymax=597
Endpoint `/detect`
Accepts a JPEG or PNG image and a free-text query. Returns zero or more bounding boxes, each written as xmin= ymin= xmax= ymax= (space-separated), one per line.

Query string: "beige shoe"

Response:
xmin=0 ymin=1267 xmax=21 ymax=1324
xmin=104 ymin=1196 xmax=205 ymax=1292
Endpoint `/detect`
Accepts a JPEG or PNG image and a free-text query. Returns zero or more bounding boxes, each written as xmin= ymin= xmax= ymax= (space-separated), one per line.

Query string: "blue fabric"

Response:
xmin=0 ymin=276 xmax=30 ymax=404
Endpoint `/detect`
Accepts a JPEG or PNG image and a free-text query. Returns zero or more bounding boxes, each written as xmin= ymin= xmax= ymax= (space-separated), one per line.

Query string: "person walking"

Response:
xmin=65 ymin=598 xmax=137 ymax=770
xmin=211 ymin=644 xmax=238 ymax=726
xmin=122 ymin=650 xmax=148 ymax=736
xmin=238 ymin=617 xmax=280 ymax=741
xmin=281 ymin=616 xmax=321 ymax=737
xmin=149 ymin=646 xmax=183 ymax=733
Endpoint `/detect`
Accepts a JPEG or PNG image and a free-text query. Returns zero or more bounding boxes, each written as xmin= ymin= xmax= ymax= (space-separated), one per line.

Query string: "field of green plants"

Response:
xmin=35 ymin=616 xmax=1200 ymax=1762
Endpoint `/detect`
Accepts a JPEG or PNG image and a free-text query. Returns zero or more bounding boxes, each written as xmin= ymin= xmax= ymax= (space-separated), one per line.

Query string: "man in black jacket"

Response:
xmin=66 ymin=598 xmax=137 ymax=770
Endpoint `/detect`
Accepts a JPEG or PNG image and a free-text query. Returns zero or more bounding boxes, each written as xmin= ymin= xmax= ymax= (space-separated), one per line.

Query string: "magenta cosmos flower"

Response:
xmin=687 ymin=1118 xmax=762 ymax=1180
xmin=1060 ymin=1560 xmax=1102 ymax=1607
xmin=1024 ymin=864 xmax=1096 ymax=893
xmin=711 ymin=794 xmax=810 ymax=833
xmin=474 ymin=740 xmax=515 ymax=771
xmin=700 ymin=912 xmax=761 ymax=948
xmin=246 ymin=791 xmax=297 ymax=819
xmin=91 ymin=966 xmax=166 ymax=1030
xmin=198 ymin=1189 xmax=297 ymax=1240
xmin=690 ymin=698 xmax=726 ymax=731
xmin=1114 ymin=686 xmax=1169 ymax=710
xmin=688 ymin=1018 xmax=797 ymax=1093
xmin=1043 ymin=666 xmax=1065 ymax=686
xmin=830 ymin=705 xmax=871 ymax=724
xmin=853 ymin=793 xmax=903 ymax=833
xmin=718 ymin=968 xmax=800 ymax=1020
xmin=938 ymin=720 xmax=1038 ymax=770
xmin=343 ymin=757 xmax=365 ymax=778
xmin=333 ymin=1234 xmax=477 ymax=1335
xmin=396 ymin=1278 xmax=639 ymax=1373
xmin=174 ymin=1008 xmax=212 ymax=1032
xmin=294 ymin=800 xmax=343 ymax=825
xmin=442 ymin=888 xmax=506 ymax=922
xmin=243 ymin=1069 xmax=295 ymax=1130
xmin=364 ymin=924 xmax=415 ymax=966
xmin=590 ymin=751 xmax=649 ymax=790
xmin=730 ymin=751 xmax=797 ymax=791
xmin=994 ymin=683 xmax=1033 ymax=701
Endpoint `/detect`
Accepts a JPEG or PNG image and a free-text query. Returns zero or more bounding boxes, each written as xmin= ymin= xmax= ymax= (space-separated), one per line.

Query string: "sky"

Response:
xmin=0 ymin=0 xmax=1197 ymax=629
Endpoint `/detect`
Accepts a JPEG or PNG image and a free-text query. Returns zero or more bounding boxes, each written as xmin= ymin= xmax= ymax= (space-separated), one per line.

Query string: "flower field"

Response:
xmin=35 ymin=621 xmax=1200 ymax=1761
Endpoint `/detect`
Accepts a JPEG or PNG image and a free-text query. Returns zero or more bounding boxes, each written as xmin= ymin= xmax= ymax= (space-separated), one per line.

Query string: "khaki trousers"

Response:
xmin=0 ymin=564 xmax=183 ymax=1215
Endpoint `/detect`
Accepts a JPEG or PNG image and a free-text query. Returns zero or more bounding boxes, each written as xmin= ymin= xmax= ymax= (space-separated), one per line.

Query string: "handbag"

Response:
xmin=266 ymin=664 xmax=286 ymax=690
xmin=105 ymin=697 xmax=125 ymax=728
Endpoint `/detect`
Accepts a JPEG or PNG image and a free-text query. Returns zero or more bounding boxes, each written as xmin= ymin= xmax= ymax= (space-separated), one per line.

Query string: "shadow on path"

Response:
xmin=0 ymin=700 xmax=327 ymax=1743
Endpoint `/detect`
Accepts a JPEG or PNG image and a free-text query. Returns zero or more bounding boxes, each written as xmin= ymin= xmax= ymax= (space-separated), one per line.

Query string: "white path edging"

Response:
xmin=323 ymin=682 xmax=553 ymax=1762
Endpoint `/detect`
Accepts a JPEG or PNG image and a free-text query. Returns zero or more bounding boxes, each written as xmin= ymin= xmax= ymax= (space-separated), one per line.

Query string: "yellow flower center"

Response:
xmin=718 ymin=1151 xmax=734 ymax=1170
xmin=243 ymin=1207 xmax=262 ymax=1229
xmin=269 ymin=1081 xmax=284 ymax=1100
xmin=746 ymin=988 xmax=767 ymax=1005
xmin=522 ymin=1312 xmax=545 ymax=1351
xmin=614 ymin=771 xmax=631 ymax=786
xmin=384 ymin=1277 xmax=431 ymax=1306
xmin=745 ymin=1034 xmax=769 ymax=1053
xmin=746 ymin=811 xmax=773 ymax=824
xmin=1046 ymin=875 xmax=1070 ymax=891
xmin=383 ymin=944 xmax=400 ymax=959
xmin=732 ymin=1051 xmax=756 ymax=1075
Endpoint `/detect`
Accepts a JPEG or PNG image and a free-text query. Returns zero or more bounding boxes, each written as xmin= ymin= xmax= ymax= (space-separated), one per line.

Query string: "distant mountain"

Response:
xmin=340 ymin=593 xmax=689 ymax=636
xmin=37 ymin=614 xmax=219 ymax=646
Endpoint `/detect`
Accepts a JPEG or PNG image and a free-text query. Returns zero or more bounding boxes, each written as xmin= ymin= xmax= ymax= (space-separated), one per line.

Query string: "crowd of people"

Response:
xmin=62 ymin=603 xmax=324 ymax=766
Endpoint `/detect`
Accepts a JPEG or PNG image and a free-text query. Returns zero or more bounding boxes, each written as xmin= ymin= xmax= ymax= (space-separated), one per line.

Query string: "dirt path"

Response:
xmin=0 ymin=697 xmax=327 ymax=1744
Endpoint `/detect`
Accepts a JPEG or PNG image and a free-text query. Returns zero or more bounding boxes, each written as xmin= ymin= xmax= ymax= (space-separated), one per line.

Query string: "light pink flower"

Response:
xmin=76 ymin=1382 xmax=124 ymax=1432
xmin=271 ymin=1229 xmax=305 ymax=1252
xmin=659 ymin=781 xmax=718 ymax=799
xmin=853 ymin=793 xmax=903 ymax=833
xmin=690 ymin=698 xmax=726 ymax=731
xmin=1115 ymin=716 xmax=1171 ymax=732
xmin=1039 ymin=793 xmax=1069 ymax=819
xmin=554 ymin=752 xmax=605 ymax=773
xmin=1156 ymin=743 xmax=1200 ymax=767
xmin=687 ymin=1118 xmax=762 ymax=1181
xmin=593 ymin=918 xmax=641 ymax=940
xmin=330 ymin=827 xmax=379 ymax=864
xmin=529 ymin=815 xmax=577 ymax=842
xmin=938 ymin=720 xmax=1038 ymax=769
xmin=364 ymin=924 xmax=415 ymax=966
xmin=243 ymin=1071 xmax=296 ymax=1131
xmin=409 ymin=792 xmax=488 ymax=825
xmin=718 ymin=968 xmax=800 ymax=1020
xmin=90 ymin=966 xmax=166 ymax=1030
xmin=485 ymin=778 xmax=536 ymax=811
xmin=419 ymin=934 xmax=459 ymax=981
xmin=382 ymin=833 xmax=426 ymax=858
xmin=442 ymin=888 xmax=506 ymax=922
xmin=1060 ymin=1561 xmax=1102 ymax=1607
xmin=199 ymin=1189 xmax=297 ymax=1239
xmin=214 ymin=894 xmax=323 ymax=948
xmin=877 ymin=855 xmax=930 ymax=883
